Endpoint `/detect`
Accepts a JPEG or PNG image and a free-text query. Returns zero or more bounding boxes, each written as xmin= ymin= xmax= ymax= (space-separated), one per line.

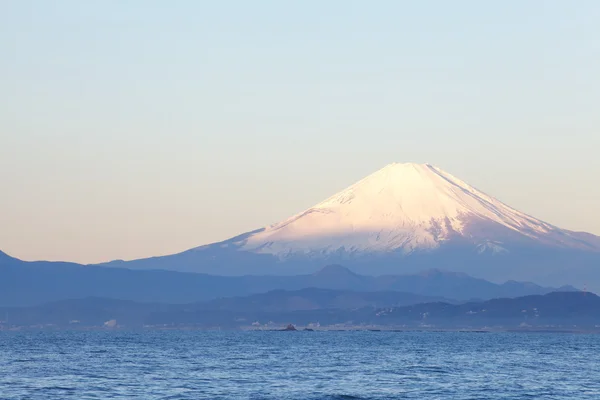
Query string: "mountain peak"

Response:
xmin=381 ymin=161 xmax=432 ymax=169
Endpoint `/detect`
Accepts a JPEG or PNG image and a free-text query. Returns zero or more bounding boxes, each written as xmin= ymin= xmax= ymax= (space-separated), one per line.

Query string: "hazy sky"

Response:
xmin=1 ymin=1 xmax=599 ymax=264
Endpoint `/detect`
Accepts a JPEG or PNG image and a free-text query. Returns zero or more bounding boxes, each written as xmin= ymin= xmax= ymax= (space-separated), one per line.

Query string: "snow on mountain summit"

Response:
xmin=237 ymin=163 xmax=598 ymax=258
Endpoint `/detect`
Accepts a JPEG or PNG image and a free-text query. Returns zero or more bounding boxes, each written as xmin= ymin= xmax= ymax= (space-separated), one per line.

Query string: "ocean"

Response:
xmin=1 ymin=330 xmax=599 ymax=399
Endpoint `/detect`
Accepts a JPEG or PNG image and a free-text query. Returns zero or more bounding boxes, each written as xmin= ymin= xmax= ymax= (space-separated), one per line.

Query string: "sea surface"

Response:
xmin=1 ymin=330 xmax=599 ymax=399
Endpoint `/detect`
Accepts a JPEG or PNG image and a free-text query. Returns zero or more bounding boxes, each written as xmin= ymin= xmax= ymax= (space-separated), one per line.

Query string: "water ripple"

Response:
xmin=0 ymin=331 xmax=599 ymax=399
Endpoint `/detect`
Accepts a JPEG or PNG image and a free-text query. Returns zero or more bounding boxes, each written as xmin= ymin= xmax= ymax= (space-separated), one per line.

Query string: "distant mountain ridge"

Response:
xmin=0 ymin=255 xmax=577 ymax=307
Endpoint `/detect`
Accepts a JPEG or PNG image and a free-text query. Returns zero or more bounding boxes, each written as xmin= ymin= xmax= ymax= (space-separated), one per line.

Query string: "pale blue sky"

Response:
xmin=1 ymin=1 xmax=599 ymax=263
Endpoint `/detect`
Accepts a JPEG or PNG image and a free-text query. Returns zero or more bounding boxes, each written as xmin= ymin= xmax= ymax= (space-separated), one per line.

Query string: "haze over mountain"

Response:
xmin=102 ymin=163 xmax=600 ymax=289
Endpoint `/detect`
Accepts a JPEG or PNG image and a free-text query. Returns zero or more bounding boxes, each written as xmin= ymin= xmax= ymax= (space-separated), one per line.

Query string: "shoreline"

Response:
xmin=2 ymin=325 xmax=600 ymax=334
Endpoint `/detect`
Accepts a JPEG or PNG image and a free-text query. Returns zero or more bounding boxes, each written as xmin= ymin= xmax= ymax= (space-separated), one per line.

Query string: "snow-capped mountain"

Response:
xmin=103 ymin=163 xmax=600 ymax=288
xmin=238 ymin=163 xmax=598 ymax=257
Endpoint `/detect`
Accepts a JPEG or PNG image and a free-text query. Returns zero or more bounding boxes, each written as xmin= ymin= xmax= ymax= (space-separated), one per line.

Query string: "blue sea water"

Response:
xmin=1 ymin=330 xmax=599 ymax=399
